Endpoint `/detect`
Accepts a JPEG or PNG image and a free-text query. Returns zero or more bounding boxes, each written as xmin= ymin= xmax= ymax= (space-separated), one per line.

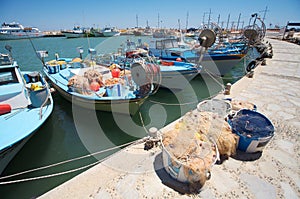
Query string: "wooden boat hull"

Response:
xmin=181 ymin=53 xmax=246 ymax=76
xmin=47 ymin=73 xmax=146 ymax=115
xmin=0 ymin=32 xmax=44 ymax=40
xmin=102 ymin=31 xmax=120 ymax=37
xmin=160 ymin=69 xmax=199 ymax=90
xmin=0 ymin=133 xmax=33 ymax=175
xmin=201 ymin=57 xmax=244 ymax=76
xmin=62 ymin=32 xmax=85 ymax=38
xmin=0 ymin=96 xmax=53 ymax=175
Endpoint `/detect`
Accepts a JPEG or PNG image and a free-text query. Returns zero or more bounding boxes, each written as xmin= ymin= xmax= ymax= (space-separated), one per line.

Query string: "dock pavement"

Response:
xmin=39 ymin=38 xmax=300 ymax=199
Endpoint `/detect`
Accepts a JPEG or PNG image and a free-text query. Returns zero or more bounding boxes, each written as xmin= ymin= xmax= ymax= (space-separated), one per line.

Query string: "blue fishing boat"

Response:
xmin=40 ymin=49 xmax=156 ymax=115
xmin=0 ymin=47 xmax=53 ymax=175
xmin=107 ymin=43 xmax=201 ymax=91
xmin=156 ymin=59 xmax=201 ymax=90
xmin=148 ymin=37 xmax=247 ymax=76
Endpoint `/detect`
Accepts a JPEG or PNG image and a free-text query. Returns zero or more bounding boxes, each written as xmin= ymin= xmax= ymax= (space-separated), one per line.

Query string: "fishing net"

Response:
xmin=162 ymin=109 xmax=238 ymax=189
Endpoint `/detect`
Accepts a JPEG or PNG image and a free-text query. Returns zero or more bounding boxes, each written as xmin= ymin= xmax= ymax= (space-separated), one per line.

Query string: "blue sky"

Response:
xmin=1 ymin=0 xmax=299 ymax=30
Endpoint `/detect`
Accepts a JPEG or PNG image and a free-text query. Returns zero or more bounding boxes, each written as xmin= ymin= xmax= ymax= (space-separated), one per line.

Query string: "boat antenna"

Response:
xmin=77 ymin=47 xmax=84 ymax=59
xmin=86 ymin=28 xmax=91 ymax=49
xmin=88 ymin=48 xmax=96 ymax=70
xmin=36 ymin=51 xmax=48 ymax=66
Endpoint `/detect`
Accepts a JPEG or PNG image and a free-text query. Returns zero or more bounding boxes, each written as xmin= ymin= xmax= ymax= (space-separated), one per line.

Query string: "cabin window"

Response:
xmin=164 ymin=40 xmax=173 ymax=48
xmin=0 ymin=55 xmax=12 ymax=66
xmin=156 ymin=41 xmax=163 ymax=50
xmin=163 ymin=39 xmax=179 ymax=49
xmin=0 ymin=68 xmax=18 ymax=85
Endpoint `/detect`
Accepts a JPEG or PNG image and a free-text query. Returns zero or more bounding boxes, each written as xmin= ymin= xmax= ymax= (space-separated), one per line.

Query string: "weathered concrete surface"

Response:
xmin=39 ymin=39 xmax=300 ymax=199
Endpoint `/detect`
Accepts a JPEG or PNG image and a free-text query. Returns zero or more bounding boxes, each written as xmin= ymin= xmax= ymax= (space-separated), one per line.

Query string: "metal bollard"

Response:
xmin=148 ymin=127 xmax=158 ymax=138
xmin=224 ymin=83 xmax=232 ymax=95
xmin=247 ymin=69 xmax=254 ymax=78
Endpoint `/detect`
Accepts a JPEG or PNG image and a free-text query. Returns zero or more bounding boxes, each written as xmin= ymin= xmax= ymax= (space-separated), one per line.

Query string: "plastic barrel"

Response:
xmin=229 ymin=109 xmax=275 ymax=153
xmin=161 ymin=140 xmax=218 ymax=184
xmin=29 ymin=87 xmax=49 ymax=107
xmin=48 ymin=65 xmax=60 ymax=74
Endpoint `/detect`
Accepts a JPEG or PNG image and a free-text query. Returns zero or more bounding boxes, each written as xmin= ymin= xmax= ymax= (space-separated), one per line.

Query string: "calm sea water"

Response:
xmin=0 ymin=36 xmax=248 ymax=198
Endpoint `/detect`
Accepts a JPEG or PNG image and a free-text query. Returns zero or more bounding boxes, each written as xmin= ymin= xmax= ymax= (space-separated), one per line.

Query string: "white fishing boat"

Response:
xmin=0 ymin=22 xmax=44 ymax=40
xmin=102 ymin=27 xmax=120 ymax=37
xmin=0 ymin=47 xmax=53 ymax=175
xmin=61 ymin=26 xmax=85 ymax=38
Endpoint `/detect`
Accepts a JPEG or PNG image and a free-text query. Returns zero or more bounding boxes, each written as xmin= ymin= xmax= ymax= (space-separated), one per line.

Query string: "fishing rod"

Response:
xmin=23 ymin=30 xmax=49 ymax=69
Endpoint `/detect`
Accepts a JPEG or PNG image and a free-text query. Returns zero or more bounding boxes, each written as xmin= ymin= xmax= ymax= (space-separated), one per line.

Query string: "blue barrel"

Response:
xmin=229 ymin=109 xmax=275 ymax=153
xmin=47 ymin=65 xmax=60 ymax=74
xmin=29 ymin=86 xmax=49 ymax=107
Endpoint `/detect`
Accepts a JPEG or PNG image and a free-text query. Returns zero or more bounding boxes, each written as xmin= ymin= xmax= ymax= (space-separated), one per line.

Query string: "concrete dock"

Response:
xmin=39 ymin=38 xmax=300 ymax=199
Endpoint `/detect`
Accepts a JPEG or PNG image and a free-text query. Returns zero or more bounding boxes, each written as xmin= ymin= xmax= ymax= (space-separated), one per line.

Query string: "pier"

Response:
xmin=39 ymin=38 xmax=300 ymax=198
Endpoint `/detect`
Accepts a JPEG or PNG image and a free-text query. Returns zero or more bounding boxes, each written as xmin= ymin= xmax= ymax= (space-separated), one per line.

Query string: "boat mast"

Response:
xmin=207 ymin=9 xmax=212 ymax=29
xmin=261 ymin=6 xmax=269 ymax=22
xmin=237 ymin=13 xmax=241 ymax=30
xmin=158 ymin=13 xmax=160 ymax=29
xmin=226 ymin=14 xmax=230 ymax=31
xmin=185 ymin=11 xmax=189 ymax=31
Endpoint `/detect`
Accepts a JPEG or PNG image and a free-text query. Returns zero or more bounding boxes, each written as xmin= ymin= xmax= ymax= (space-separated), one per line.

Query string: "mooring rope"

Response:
xmin=0 ymin=139 xmax=142 ymax=184
xmin=0 ymin=161 xmax=101 ymax=185
xmin=138 ymin=110 xmax=149 ymax=135
xmin=148 ymin=66 xmax=227 ymax=107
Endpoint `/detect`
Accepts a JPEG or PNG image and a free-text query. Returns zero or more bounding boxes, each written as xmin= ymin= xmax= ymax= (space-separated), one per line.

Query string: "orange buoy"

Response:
xmin=90 ymin=81 xmax=100 ymax=92
xmin=111 ymin=68 xmax=121 ymax=78
xmin=0 ymin=104 xmax=12 ymax=115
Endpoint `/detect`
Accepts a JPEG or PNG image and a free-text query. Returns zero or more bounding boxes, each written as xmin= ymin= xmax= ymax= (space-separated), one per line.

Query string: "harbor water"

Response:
xmin=0 ymin=36 xmax=251 ymax=198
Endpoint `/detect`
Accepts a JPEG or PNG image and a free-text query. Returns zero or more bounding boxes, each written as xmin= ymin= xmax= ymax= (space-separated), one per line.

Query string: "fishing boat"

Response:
xmin=90 ymin=28 xmax=103 ymax=37
xmin=0 ymin=47 xmax=53 ymax=175
xmin=121 ymin=48 xmax=201 ymax=90
xmin=148 ymin=37 xmax=247 ymax=76
xmin=0 ymin=22 xmax=44 ymax=40
xmin=40 ymin=49 xmax=157 ymax=115
xmin=61 ymin=26 xmax=86 ymax=38
xmin=102 ymin=27 xmax=120 ymax=37
xmin=157 ymin=59 xmax=201 ymax=90
xmin=97 ymin=37 xmax=200 ymax=91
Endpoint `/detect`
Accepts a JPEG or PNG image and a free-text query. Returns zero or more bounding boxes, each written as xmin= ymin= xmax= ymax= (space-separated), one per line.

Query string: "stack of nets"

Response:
xmin=162 ymin=109 xmax=238 ymax=190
